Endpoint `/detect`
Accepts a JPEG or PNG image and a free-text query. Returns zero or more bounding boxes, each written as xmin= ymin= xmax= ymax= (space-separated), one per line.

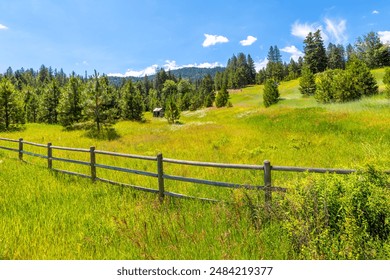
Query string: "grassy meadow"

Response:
xmin=0 ymin=69 xmax=389 ymax=259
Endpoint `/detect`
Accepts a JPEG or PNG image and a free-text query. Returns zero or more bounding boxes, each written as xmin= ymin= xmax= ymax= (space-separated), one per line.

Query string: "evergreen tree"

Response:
xmin=299 ymin=65 xmax=316 ymax=96
xmin=215 ymin=85 xmax=229 ymax=108
xmin=266 ymin=45 xmax=284 ymax=81
xmin=83 ymin=71 xmax=117 ymax=133
xmin=263 ymin=78 xmax=279 ymax=107
xmin=247 ymin=54 xmax=257 ymax=84
xmin=120 ymin=80 xmax=144 ymax=121
xmin=346 ymin=58 xmax=378 ymax=98
xmin=355 ymin=31 xmax=390 ymax=68
xmin=164 ymin=97 xmax=180 ymax=124
xmin=23 ymin=86 xmax=40 ymax=123
xmin=304 ymin=30 xmax=327 ymax=73
xmin=58 ymin=76 xmax=84 ymax=128
xmin=0 ymin=77 xmax=24 ymax=130
xmin=39 ymin=80 xmax=61 ymax=124
xmin=327 ymin=43 xmax=346 ymax=69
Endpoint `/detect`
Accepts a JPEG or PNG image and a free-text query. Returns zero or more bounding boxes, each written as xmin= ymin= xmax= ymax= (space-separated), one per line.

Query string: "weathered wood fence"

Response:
xmin=1 ymin=137 xmax=389 ymax=202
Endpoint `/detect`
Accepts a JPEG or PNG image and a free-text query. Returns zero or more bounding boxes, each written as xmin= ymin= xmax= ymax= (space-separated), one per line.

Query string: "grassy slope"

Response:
xmin=0 ymin=68 xmax=389 ymax=259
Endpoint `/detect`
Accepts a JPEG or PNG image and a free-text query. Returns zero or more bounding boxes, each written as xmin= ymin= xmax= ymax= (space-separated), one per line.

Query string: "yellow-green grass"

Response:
xmin=0 ymin=68 xmax=389 ymax=259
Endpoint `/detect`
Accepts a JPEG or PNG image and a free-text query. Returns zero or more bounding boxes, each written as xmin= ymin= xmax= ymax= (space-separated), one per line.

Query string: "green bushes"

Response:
xmin=281 ymin=168 xmax=390 ymax=259
xmin=315 ymin=59 xmax=378 ymax=103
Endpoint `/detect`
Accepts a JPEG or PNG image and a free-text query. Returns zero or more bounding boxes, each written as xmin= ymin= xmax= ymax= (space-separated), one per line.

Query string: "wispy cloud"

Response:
xmin=291 ymin=21 xmax=322 ymax=39
xmin=281 ymin=45 xmax=304 ymax=61
xmin=291 ymin=18 xmax=347 ymax=44
xmin=240 ymin=35 xmax=257 ymax=46
xmin=108 ymin=60 xmax=224 ymax=77
xmin=0 ymin=24 xmax=8 ymax=30
xmin=325 ymin=18 xmax=347 ymax=44
xmin=378 ymin=31 xmax=390 ymax=44
xmin=372 ymin=10 xmax=379 ymax=14
xmin=202 ymin=34 xmax=229 ymax=47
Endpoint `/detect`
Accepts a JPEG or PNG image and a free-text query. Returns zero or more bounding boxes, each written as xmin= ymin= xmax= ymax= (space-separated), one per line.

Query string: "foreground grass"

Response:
xmin=0 ymin=159 xmax=292 ymax=259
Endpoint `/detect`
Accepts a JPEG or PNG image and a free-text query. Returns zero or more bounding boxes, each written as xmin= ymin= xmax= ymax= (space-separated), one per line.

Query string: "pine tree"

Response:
xmin=120 ymin=80 xmax=144 ymax=121
xmin=58 ymin=76 xmax=83 ymax=128
xmin=164 ymin=97 xmax=180 ymax=124
xmin=0 ymin=77 xmax=24 ymax=130
xmin=263 ymin=78 xmax=279 ymax=107
xmin=304 ymin=30 xmax=327 ymax=73
xmin=83 ymin=71 xmax=117 ymax=133
xmin=299 ymin=65 xmax=316 ymax=96
xmin=215 ymin=86 xmax=229 ymax=108
xmin=39 ymin=80 xmax=61 ymax=124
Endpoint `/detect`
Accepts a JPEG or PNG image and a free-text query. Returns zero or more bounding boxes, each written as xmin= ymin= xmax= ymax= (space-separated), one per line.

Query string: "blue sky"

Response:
xmin=1 ymin=0 xmax=389 ymax=77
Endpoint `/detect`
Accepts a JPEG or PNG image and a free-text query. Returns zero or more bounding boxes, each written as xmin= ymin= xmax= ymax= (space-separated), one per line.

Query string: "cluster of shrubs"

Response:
xmin=314 ymin=59 xmax=379 ymax=103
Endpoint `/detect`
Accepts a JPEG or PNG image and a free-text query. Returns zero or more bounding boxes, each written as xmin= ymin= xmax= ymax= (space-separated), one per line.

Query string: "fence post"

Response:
xmin=90 ymin=146 xmax=96 ymax=181
xmin=157 ymin=153 xmax=165 ymax=202
xmin=47 ymin=143 xmax=52 ymax=169
xmin=18 ymin=138 xmax=23 ymax=161
xmin=263 ymin=160 xmax=272 ymax=203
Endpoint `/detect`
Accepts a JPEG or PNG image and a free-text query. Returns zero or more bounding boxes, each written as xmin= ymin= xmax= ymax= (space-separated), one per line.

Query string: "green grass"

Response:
xmin=0 ymin=68 xmax=389 ymax=259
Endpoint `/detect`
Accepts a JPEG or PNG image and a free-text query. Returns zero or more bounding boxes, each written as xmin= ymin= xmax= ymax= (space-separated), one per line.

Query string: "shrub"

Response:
xmin=282 ymin=168 xmax=390 ymax=259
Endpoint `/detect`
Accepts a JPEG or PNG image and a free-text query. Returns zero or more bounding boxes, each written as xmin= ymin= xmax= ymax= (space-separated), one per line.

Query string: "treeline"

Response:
xmin=0 ymin=64 xmax=230 ymax=132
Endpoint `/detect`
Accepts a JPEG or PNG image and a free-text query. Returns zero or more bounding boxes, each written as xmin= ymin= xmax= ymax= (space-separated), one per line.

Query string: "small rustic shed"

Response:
xmin=153 ymin=108 xmax=164 ymax=118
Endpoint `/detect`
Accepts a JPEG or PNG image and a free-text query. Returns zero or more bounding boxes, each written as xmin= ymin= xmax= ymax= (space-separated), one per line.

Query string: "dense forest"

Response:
xmin=0 ymin=30 xmax=389 ymax=133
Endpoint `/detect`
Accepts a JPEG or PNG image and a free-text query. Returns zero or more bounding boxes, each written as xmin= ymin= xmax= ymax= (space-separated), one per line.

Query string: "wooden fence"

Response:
xmin=0 ymin=137 xmax=389 ymax=203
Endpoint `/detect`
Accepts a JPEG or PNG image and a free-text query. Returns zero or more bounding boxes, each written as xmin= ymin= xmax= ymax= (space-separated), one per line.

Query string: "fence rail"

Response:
xmin=0 ymin=137 xmax=389 ymax=202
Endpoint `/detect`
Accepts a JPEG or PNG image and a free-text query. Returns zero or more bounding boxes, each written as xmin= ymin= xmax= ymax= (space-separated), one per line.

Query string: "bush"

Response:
xmin=282 ymin=168 xmax=390 ymax=259
xmin=263 ymin=79 xmax=279 ymax=107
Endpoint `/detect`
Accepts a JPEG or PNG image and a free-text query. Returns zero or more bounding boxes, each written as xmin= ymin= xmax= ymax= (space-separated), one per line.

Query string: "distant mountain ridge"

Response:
xmin=108 ymin=66 xmax=225 ymax=85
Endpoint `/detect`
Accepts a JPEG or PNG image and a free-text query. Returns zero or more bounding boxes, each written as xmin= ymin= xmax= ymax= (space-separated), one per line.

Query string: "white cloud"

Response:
xmin=281 ymin=45 xmax=304 ymax=61
xmin=0 ymin=24 xmax=8 ymax=30
xmin=164 ymin=60 xmax=223 ymax=70
xmin=372 ymin=10 xmax=379 ymax=14
xmin=291 ymin=18 xmax=348 ymax=43
xmin=202 ymin=34 xmax=229 ymax=47
xmin=108 ymin=64 xmax=159 ymax=77
xmin=108 ymin=61 xmax=224 ymax=78
xmin=254 ymin=58 xmax=268 ymax=71
xmin=325 ymin=18 xmax=347 ymax=44
xmin=378 ymin=31 xmax=390 ymax=44
xmin=291 ymin=21 xmax=322 ymax=39
xmin=240 ymin=35 xmax=257 ymax=46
